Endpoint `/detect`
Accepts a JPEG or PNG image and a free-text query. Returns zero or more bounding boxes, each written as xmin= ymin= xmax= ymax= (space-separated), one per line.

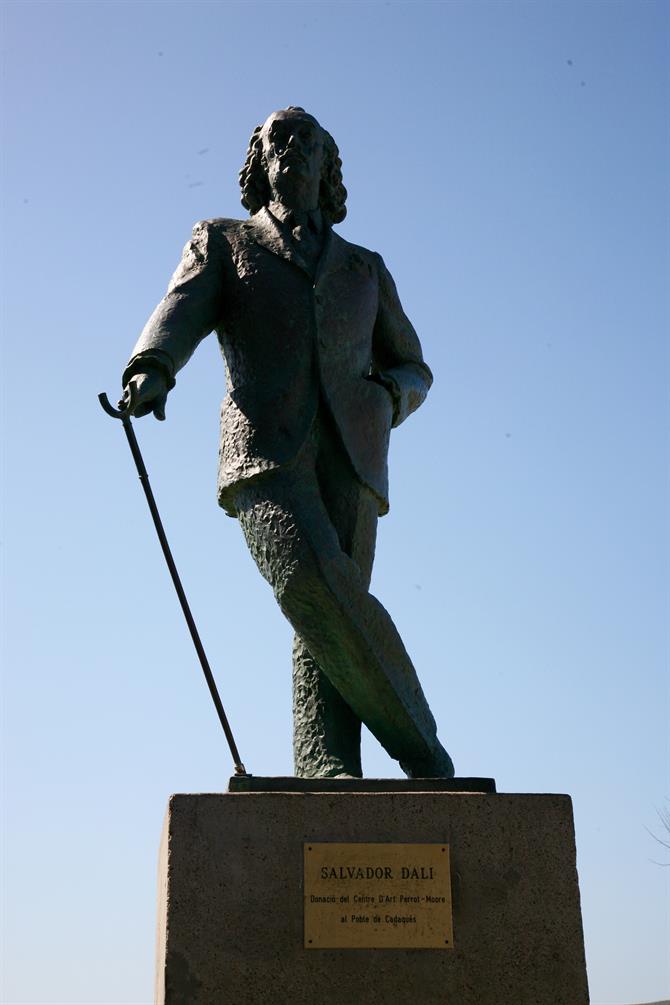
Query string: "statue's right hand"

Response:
xmin=120 ymin=371 xmax=169 ymax=420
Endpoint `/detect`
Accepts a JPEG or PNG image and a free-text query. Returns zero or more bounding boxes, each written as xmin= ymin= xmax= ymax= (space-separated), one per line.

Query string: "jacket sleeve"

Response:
xmin=122 ymin=221 xmax=225 ymax=389
xmin=371 ymin=254 xmax=433 ymax=427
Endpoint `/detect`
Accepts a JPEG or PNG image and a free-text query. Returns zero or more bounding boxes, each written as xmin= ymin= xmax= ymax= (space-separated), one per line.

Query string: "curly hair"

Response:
xmin=239 ymin=107 xmax=347 ymax=225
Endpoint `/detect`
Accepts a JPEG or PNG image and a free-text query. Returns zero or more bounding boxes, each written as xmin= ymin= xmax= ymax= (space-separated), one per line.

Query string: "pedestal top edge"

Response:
xmin=226 ymin=776 xmax=497 ymax=794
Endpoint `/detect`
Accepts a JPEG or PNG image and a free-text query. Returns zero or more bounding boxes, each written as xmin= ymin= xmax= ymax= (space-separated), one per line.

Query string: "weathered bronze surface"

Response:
xmin=118 ymin=106 xmax=454 ymax=779
xmin=304 ymin=842 xmax=453 ymax=949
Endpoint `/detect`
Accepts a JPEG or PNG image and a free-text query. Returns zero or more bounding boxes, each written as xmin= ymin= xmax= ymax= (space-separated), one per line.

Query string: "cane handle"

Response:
xmin=98 ymin=392 xmax=128 ymax=420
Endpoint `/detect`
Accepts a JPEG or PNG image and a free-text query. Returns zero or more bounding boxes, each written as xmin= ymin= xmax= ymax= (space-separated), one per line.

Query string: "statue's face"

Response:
xmin=261 ymin=109 xmax=324 ymax=209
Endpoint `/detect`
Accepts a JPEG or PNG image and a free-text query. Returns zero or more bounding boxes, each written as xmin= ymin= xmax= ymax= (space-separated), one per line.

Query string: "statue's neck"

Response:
xmin=268 ymin=200 xmax=322 ymax=229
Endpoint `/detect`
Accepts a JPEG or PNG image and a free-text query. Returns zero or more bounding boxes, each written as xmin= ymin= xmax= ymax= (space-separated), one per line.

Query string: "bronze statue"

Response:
xmin=120 ymin=106 xmax=454 ymax=779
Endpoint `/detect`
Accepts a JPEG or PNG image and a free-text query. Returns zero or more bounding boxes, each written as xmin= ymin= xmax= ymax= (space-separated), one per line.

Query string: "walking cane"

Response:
xmin=98 ymin=391 xmax=248 ymax=777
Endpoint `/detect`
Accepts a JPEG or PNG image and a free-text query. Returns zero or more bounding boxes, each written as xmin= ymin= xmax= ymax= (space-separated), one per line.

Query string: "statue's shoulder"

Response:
xmin=333 ymin=231 xmax=384 ymax=272
xmin=188 ymin=218 xmax=250 ymax=259
xmin=196 ymin=217 xmax=246 ymax=238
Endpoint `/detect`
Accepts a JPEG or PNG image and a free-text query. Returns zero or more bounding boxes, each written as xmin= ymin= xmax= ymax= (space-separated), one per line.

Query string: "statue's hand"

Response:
xmin=120 ymin=370 xmax=169 ymax=420
xmin=367 ymin=372 xmax=400 ymax=425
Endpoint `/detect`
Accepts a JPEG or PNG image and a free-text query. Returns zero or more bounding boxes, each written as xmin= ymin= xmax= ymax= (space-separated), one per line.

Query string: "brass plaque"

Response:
xmin=304 ymin=842 xmax=453 ymax=949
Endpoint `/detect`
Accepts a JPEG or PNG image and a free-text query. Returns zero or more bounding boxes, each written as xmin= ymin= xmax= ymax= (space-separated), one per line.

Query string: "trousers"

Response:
xmin=232 ymin=404 xmax=453 ymax=778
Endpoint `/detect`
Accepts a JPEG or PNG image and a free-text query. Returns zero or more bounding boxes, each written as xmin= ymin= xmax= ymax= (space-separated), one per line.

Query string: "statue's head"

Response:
xmin=239 ymin=107 xmax=347 ymax=224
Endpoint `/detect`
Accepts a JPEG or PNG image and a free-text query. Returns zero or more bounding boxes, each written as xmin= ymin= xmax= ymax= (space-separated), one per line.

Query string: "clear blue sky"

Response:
xmin=2 ymin=1 xmax=668 ymax=1002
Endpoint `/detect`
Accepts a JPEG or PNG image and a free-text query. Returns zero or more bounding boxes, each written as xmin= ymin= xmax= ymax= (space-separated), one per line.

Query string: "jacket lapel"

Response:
xmin=314 ymin=229 xmax=349 ymax=286
xmin=249 ymin=207 xmax=313 ymax=277
xmin=248 ymin=208 xmax=353 ymax=284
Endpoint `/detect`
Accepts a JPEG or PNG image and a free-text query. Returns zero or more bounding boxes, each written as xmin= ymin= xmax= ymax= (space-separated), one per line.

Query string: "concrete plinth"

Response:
xmin=155 ymin=787 xmax=589 ymax=1004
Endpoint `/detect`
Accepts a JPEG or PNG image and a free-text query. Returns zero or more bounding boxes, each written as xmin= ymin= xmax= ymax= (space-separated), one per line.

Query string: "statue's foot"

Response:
xmin=296 ymin=758 xmax=363 ymax=780
xmin=319 ymin=764 xmax=362 ymax=779
xmin=399 ymin=744 xmax=455 ymax=779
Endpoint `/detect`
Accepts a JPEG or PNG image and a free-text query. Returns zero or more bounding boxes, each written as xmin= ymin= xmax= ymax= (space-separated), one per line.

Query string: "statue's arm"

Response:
xmin=371 ymin=255 xmax=433 ymax=427
xmin=121 ymin=221 xmax=225 ymax=416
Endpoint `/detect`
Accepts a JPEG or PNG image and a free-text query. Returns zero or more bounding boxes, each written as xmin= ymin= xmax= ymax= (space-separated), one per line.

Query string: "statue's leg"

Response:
xmin=291 ymin=421 xmax=377 ymax=778
xmin=234 ymin=438 xmax=454 ymax=778
xmin=292 ymin=638 xmax=362 ymax=777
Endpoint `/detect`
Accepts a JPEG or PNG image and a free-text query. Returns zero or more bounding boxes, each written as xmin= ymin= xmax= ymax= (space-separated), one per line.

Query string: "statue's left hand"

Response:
xmin=367 ymin=372 xmax=400 ymax=425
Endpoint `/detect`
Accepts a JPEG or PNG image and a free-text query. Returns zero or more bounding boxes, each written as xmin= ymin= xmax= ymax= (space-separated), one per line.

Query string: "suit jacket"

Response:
xmin=124 ymin=208 xmax=433 ymax=516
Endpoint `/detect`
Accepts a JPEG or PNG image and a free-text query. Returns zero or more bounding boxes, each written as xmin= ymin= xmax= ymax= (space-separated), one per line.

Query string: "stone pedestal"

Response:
xmin=155 ymin=785 xmax=589 ymax=1004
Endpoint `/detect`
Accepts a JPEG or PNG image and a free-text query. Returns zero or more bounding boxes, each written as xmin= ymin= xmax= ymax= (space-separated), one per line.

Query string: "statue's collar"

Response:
xmin=267 ymin=201 xmax=323 ymax=235
xmin=248 ymin=206 xmax=340 ymax=282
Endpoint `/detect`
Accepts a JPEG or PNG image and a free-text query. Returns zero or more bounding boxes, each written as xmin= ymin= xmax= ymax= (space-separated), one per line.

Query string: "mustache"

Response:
xmin=278 ymin=150 xmax=308 ymax=166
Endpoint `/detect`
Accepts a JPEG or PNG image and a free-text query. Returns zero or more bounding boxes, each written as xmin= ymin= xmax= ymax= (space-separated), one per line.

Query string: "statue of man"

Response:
xmin=121 ymin=106 xmax=454 ymax=779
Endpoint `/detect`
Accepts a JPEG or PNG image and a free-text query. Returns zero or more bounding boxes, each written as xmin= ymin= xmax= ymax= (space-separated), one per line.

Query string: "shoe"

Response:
xmin=399 ymin=744 xmax=455 ymax=779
